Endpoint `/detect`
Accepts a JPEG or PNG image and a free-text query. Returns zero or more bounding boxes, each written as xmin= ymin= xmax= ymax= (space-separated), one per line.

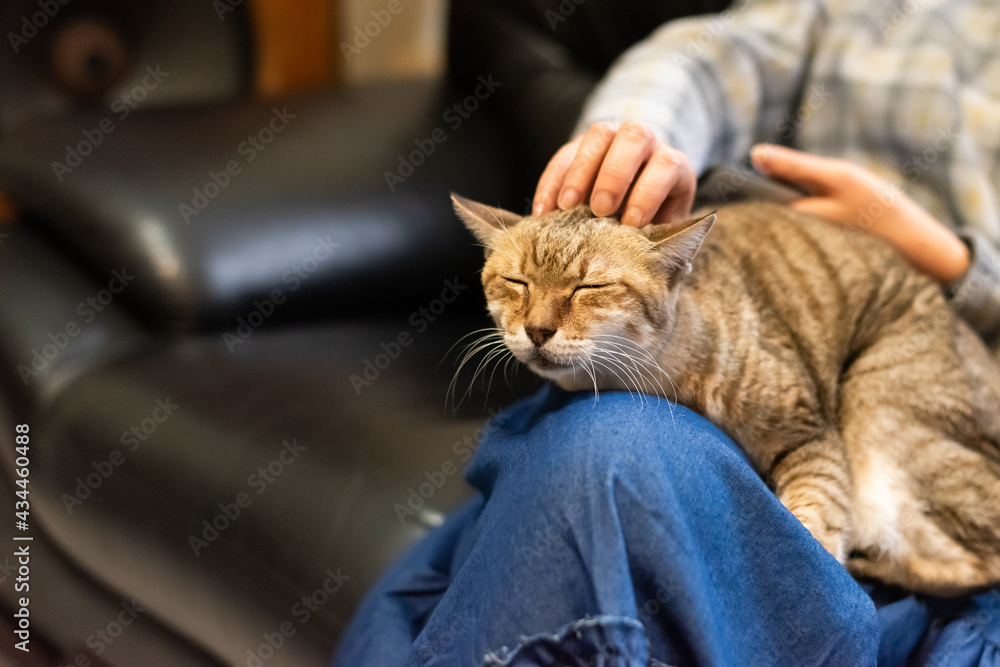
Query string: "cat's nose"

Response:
xmin=525 ymin=326 xmax=556 ymax=347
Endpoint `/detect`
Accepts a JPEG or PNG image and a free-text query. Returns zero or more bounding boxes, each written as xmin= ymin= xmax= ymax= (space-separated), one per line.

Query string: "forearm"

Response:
xmin=574 ymin=0 xmax=827 ymax=173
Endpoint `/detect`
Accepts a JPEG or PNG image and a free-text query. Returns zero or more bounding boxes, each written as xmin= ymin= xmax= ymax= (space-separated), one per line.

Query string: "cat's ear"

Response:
xmin=643 ymin=212 xmax=716 ymax=280
xmin=451 ymin=193 xmax=523 ymax=252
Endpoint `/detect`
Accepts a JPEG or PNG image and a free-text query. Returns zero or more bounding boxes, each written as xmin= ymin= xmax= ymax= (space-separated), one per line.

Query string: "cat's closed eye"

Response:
xmin=574 ymin=284 xmax=611 ymax=292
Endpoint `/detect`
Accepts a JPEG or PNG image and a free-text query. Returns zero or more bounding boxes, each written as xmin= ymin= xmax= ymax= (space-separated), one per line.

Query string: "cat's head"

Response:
xmin=453 ymin=194 xmax=714 ymax=386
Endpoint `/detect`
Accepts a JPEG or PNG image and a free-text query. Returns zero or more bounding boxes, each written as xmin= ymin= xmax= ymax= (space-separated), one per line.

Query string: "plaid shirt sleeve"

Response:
xmin=573 ymin=0 xmax=827 ymax=174
xmin=950 ymin=232 xmax=1000 ymax=349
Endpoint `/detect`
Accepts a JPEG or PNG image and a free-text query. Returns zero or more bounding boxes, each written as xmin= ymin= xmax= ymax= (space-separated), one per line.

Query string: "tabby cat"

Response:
xmin=453 ymin=194 xmax=1000 ymax=596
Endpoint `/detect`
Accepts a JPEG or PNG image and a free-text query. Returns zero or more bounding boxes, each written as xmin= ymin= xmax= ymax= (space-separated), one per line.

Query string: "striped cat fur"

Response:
xmin=454 ymin=195 xmax=1000 ymax=596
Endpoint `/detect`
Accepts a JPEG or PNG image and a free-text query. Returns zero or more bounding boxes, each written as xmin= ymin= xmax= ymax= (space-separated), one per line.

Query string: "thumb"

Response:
xmin=751 ymin=144 xmax=839 ymax=195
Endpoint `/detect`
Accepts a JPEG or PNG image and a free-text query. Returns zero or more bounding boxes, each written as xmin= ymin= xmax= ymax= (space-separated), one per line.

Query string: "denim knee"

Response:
xmin=465 ymin=388 xmax=746 ymax=508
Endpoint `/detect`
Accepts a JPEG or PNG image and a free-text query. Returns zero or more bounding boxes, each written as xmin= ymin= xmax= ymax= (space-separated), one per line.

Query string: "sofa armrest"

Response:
xmin=0 ymin=223 xmax=147 ymax=414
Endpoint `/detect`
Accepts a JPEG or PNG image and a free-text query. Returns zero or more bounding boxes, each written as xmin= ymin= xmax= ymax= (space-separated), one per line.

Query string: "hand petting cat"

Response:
xmin=752 ymin=144 xmax=970 ymax=287
xmin=532 ymin=120 xmax=697 ymax=228
xmin=534 ymin=120 xmax=970 ymax=287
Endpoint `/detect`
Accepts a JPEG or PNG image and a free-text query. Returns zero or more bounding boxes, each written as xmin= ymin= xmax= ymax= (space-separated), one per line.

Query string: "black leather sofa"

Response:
xmin=0 ymin=1 xmax=728 ymax=664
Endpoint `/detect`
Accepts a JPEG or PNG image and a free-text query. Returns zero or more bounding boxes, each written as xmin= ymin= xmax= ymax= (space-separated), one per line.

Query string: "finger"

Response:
xmin=556 ymin=122 xmax=617 ymax=211
xmin=789 ymin=197 xmax=849 ymax=224
xmin=751 ymin=143 xmax=845 ymax=196
xmin=590 ymin=121 xmax=656 ymax=217
xmin=534 ymin=139 xmax=581 ymax=215
xmin=657 ymin=152 xmax=697 ymax=224
xmin=620 ymin=146 xmax=685 ymax=227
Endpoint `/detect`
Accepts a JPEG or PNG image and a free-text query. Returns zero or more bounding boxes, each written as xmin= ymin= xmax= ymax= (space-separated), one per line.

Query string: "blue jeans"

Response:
xmin=334 ymin=386 xmax=1000 ymax=666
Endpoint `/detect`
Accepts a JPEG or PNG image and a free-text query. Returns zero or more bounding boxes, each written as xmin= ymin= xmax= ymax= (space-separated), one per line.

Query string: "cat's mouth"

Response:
xmin=529 ymin=352 xmax=573 ymax=372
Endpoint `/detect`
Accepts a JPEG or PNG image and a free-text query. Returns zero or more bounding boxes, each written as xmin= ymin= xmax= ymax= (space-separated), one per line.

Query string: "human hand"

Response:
xmin=751 ymin=144 xmax=969 ymax=285
xmin=533 ymin=121 xmax=697 ymax=228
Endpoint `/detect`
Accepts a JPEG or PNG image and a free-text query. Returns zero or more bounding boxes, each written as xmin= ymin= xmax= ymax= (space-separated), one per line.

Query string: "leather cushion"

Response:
xmin=0 ymin=79 xmax=519 ymax=332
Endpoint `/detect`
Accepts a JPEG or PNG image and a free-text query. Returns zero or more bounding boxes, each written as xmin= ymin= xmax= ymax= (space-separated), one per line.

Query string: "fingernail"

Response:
xmin=533 ymin=201 xmax=545 ymax=216
xmin=558 ymin=187 xmax=580 ymax=209
xmin=751 ymin=144 xmax=776 ymax=172
xmin=591 ymin=191 xmax=614 ymax=216
xmin=622 ymin=207 xmax=643 ymax=227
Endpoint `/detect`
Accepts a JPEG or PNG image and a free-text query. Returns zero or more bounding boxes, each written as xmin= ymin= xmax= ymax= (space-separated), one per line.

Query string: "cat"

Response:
xmin=453 ymin=193 xmax=1000 ymax=596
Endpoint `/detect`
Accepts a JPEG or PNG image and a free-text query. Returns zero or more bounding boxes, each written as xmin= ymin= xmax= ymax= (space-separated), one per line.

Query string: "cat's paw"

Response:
xmin=814 ymin=527 xmax=849 ymax=565
xmin=785 ymin=507 xmax=849 ymax=564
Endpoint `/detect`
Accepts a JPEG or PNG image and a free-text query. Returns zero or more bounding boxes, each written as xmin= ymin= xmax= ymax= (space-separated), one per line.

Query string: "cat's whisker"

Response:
xmin=452 ymin=332 xmax=503 ymax=392
xmin=452 ymin=343 xmax=508 ymax=409
xmin=592 ymin=344 xmax=677 ymax=424
xmin=459 ymin=337 xmax=506 ymax=369
xmin=587 ymin=358 xmax=600 ymax=404
xmin=591 ymin=333 xmax=660 ymax=363
xmin=591 ymin=342 xmax=655 ymax=386
xmin=467 ymin=339 xmax=508 ymax=378
xmin=447 ymin=330 xmax=507 ymax=410
xmin=578 ymin=357 xmax=600 ymax=404
xmin=593 ymin=336 xmax=677 ymax=403
xmin=592 ymin=346 xmax=648 ymax=387
xmin=460 ymin=342 xmax=510 ymax=404
xmin=589 ymin=350 xmax=646 ymax=403
xmin=450 ymin=337 xmax=502 ymax=383
xmin=457 ymin=332 xmax=506 ymax=364
xmin=598 ymin=351 xmax=655 ymax=409
xmin=468 ymin=346 xmax=505 ymax=407
xmin=484 ymin=347 xmax=516 ymax=404
xmin=656 ymin=371 xmax=680 ymax=427
xmin=592 ymin=334 xmax=663 ymax=368
xmin=589 ymin=354 xmax=642 ymax=407
xmin=596 ymin=346 xmax=667 ymax=399
xmin=445 ymin=329 xmax=505 ymax=374
xmin=502 ymin=350 xmax=518 ymax=389
xmin=594 ymin=349 xmax=663 ymax=393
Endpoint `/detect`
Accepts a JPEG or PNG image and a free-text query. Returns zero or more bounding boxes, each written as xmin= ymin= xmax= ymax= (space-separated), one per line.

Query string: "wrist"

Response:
xmin=914 ymin=217 xmax=970 ymax=286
